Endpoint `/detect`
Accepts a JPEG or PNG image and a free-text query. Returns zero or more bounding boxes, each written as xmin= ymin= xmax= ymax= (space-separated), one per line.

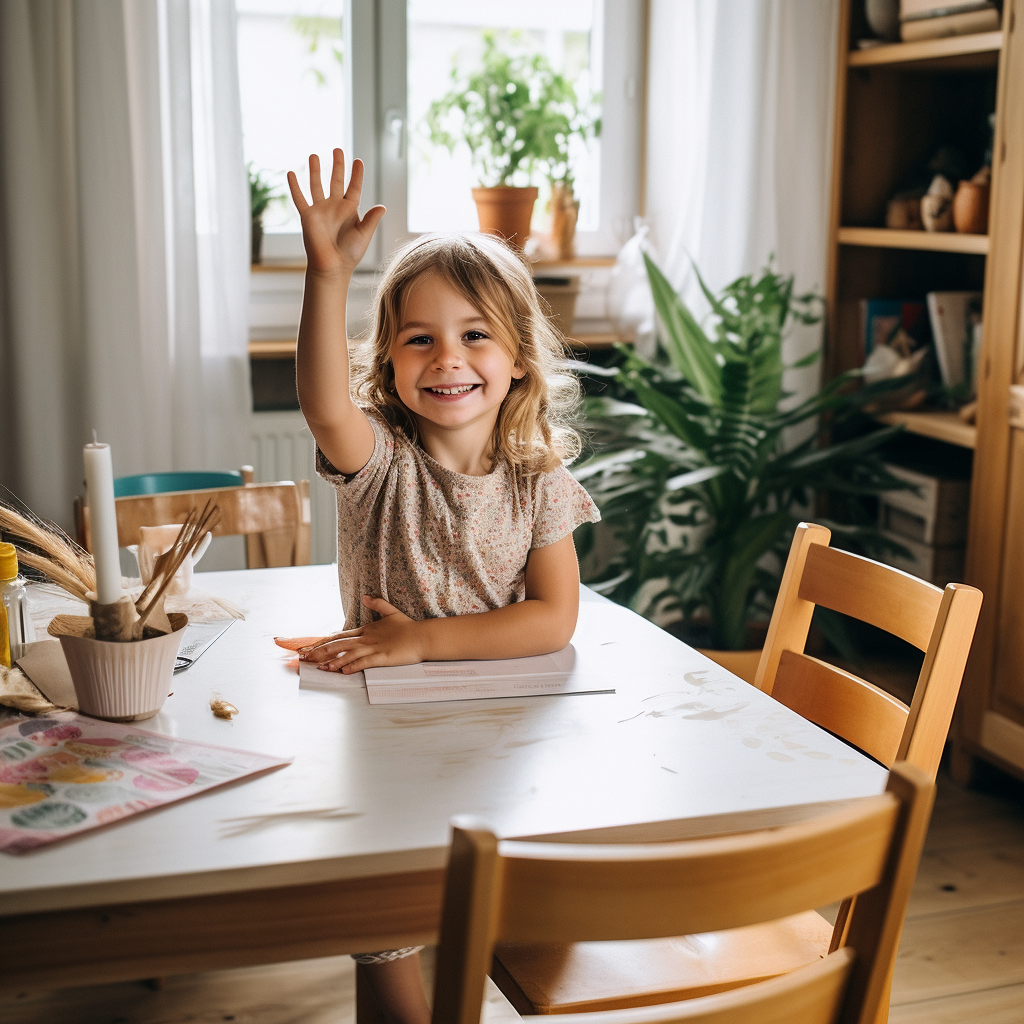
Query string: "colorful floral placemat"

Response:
xmin=0 ymin=713 xmax=290 ymax=853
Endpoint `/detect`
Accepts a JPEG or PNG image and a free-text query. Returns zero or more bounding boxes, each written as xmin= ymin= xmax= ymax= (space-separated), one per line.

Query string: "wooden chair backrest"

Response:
xmin=77 ymin=467 xmax=310 ymax=568
xmin=432 ymin=762 xmax=935 ymax=1024
xmin=753 ymin=523 xmax=982 ymax=777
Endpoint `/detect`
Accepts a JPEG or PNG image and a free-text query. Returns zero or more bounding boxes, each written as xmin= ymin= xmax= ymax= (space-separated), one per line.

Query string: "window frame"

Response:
xmin=259 ymin=0 xmax=643 ymax=267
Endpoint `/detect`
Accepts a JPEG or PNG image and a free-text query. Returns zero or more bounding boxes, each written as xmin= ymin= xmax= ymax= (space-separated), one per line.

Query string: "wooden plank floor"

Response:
xmin=3 ymin=766 xmax=1022 ymax=1024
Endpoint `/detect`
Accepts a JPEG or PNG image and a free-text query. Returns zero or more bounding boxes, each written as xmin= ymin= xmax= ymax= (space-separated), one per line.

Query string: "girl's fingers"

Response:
xmin=286 ymin=171 xmax=308 ymax=212
xmin=330 ymin=148 xmax=346 ymax=198
xmin=344 ymin=157 xmax=364 ymax=202
xmin=340 ymin=652 xmax=389 ymax=674
xmin=301 ymin=636 xmax=363 ymax=662
xmin=320 ymin=646 xmax=373 ymax=672
xmin=362 ymin=594 xmax=400 ymax=616
xmin=308 ymin=153 xmax=325 ymax=203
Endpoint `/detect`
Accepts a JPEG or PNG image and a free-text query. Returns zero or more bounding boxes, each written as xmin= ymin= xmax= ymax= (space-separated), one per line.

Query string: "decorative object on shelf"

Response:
xmin=952 ymin=165 xmax=991 ymax=234
xmin=859 ymin=298 xmax=929 ymax=362
xmin=921 ymin=174 xmax=954 ymax=231
xmin=886 ymin=189 xmax=925 ymax=229
xmin=866 ymin=0 xmax=901 ymax=41
xmin=899 ymin=0 xmax=1001 ymax=41
xmin=572 ymin=255 xmax=907 ymax=651
xmin=861 ymin=313 xmax=932 ymax=412
xmin=248 ymin=165 xmax=281 ymax=266
xmin=426 ymin=32 xmax=599 ymax=251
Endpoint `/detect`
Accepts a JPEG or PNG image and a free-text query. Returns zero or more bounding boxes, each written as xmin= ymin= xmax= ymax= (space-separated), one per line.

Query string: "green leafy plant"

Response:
xmin=572 ymin=255 xmax=911 ymax=651
xmin=290 ymin=15 xmax=344 ymax=88
xmin=425 ymin=31 xmax=600 ymax=189
xmin=248 ymin=165 xmax=281 ymax=222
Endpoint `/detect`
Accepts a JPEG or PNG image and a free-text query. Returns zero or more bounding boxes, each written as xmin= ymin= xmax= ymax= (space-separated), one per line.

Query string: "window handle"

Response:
xmin=384 ymin=107 xmax=405 ymax=160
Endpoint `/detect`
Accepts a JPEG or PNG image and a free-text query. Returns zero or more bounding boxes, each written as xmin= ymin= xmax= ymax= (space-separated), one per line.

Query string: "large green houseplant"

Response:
xmin=572 ymin=255 xmax=908 ymax=652
xmin=426 ymin=32 xmax=600 ymax=249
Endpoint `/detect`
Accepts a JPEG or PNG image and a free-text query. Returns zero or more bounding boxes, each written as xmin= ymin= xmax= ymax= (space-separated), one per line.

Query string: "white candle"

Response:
xmin=83 ymin=442 xmax=123 ymax=604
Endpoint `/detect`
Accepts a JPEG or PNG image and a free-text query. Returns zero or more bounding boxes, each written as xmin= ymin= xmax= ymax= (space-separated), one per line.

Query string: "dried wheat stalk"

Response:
xmin=0 ymin=503 xmax=96 ymax=597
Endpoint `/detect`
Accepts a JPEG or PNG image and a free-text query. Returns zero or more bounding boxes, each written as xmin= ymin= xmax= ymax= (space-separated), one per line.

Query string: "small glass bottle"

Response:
xmin=0 ymin=542 xmax=34 ymax=667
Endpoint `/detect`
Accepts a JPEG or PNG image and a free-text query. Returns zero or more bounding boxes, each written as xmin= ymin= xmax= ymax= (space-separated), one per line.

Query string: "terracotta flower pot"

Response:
xmin=549 ymin=182 xmax=580 ymax=260
xmin=471 ymin=187 xmax=538 ymax=250
xmin=952 ymin=180 xmax=990 ymax=235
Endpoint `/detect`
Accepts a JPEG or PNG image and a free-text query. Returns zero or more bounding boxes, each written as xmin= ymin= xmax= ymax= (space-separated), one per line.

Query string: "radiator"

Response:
xmin=249 ymin=410 xmax=337 ymax=565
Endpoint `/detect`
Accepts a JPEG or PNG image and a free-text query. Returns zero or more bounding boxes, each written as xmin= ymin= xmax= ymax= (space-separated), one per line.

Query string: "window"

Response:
xmin=239 ymin=1 xmax=643 ymax=265
xmin=237 ymin=0 xmax=350 ymax=260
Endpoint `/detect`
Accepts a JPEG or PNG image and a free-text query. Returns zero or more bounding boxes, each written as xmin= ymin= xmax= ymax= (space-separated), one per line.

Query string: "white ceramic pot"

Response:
xmin=57 ymin=614 xmax=187 ymax=721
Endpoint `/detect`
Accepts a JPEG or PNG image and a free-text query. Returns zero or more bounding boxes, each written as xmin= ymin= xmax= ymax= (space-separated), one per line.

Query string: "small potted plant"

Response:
xmin=248 ymin=165 xmax=281 ymax=265
xmin=537 ymin=78 xmax=600 ymax=260
xmin=572 ymin=255 xmax=911 ymax=677
xmin=426 ymin=32 xmax=593 ymax=250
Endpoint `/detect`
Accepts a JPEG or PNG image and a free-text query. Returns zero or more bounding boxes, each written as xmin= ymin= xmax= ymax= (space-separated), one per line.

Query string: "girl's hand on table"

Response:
xmin=293 ymin=597 xmax=425 ymax=674
xmin=287 ymin=149 xmax=385 ymax=276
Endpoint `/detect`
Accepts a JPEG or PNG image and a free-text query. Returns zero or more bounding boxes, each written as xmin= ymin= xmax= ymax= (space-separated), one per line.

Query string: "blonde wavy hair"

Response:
xmin=351 ymin=233 xmax=582 ymax=474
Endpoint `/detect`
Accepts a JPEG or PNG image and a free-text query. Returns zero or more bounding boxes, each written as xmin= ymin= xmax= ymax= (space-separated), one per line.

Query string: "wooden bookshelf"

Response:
xmin=828 ymin=2 xmax=1024 ymax=784
xmin=875 ymin=409 xmax=976 ymax=449
xmin=837 ymin=226 xmax=989 ymax=254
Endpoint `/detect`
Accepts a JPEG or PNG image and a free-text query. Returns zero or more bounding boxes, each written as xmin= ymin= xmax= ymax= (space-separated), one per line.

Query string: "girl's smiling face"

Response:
xmin=390 ymin=271 xmax=524 ymax=438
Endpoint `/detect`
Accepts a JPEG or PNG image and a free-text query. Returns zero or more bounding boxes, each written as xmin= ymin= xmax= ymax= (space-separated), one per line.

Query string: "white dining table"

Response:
xmin=0 ymin=564 xmax=888 ymax=992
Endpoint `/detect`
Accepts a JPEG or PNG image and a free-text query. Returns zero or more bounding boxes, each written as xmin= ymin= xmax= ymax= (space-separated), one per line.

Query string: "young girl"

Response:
xmin=282 ymin=150 xmax=599 ymax=1024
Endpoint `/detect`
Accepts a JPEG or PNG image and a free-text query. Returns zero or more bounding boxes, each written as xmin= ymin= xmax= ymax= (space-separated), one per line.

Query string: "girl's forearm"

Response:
xmin=418 ymin=599 xmax=577 ymax=662
xmin=296 ymin=267 xmax=354 ymax=428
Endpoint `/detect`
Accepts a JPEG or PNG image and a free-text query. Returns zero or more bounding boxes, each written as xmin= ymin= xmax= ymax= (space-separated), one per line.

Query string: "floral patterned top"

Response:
xmin=317 ymin=409 xmax=600 ymax=628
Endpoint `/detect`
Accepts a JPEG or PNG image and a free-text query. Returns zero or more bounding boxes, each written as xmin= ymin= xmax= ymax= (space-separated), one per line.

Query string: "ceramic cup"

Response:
xmin=56 ymin=613 xmax=187 ymax=721
xmin=134 ymin=525 xmax=212 ymax=596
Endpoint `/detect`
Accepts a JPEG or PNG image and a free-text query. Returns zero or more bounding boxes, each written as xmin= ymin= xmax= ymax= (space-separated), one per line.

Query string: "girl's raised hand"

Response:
xmin=287 ymin=149 xmax=385 ymax=275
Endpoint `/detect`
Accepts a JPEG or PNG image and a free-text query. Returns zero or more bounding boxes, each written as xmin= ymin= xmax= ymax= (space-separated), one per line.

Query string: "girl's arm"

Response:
xmin=297 ymin=535 xmax=582 ymax=672
xmin=288 ymin=149 xmax=385 ymax=474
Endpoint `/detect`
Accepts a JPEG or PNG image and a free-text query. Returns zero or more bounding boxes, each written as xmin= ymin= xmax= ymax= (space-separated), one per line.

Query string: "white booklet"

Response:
xmin=363 ymin=644 xmax=614 ymax=705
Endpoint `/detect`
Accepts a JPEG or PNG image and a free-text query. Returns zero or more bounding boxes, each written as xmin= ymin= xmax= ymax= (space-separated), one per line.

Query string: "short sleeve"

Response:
xmin=315 ymin=408 xmax=396 ymax=510
xmin=531 ymin=466 xmax=601 ymax=549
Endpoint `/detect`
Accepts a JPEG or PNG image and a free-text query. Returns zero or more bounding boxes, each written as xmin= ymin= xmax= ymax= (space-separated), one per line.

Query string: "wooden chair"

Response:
xmin=75 ymin=466 xmax=311 ymax=569
xmin=435 ymin=762 xmax=935 ymax=1024
xmin=494 ymin=522 xmax=982 ymax=1019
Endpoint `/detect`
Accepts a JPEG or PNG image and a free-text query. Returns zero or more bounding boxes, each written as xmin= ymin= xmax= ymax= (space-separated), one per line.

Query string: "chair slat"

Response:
xmin=496 ymin=796 xmax=898 ymax=944
xmin=114 ymin=483 xmax=301 ymax=546
xmin=772 ymin=650 xmax=909 ymax=767
xmin=799 ymin=544 xmax=943 ymax=651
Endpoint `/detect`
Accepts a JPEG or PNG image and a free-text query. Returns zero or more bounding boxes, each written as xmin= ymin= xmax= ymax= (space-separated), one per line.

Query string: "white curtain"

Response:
xmin=0 ymin=0 xmax=251 ymax=532
xmin=645 ymin=0 xmax=839 ymax=406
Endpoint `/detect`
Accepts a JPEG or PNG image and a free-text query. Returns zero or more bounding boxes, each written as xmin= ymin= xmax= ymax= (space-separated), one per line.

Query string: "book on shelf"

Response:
xmin=926 ymin=291 xmax=983 ymax=391
xmin=858 ymin=299 xmax=929 ymax=362
xmin=899 ymin=1 xmax=1001 ymax=40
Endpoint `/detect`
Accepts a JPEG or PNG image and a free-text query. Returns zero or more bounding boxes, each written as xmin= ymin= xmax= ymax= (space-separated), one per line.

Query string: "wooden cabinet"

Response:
xmin=826 ymin=1 xmax=1024 ymax=780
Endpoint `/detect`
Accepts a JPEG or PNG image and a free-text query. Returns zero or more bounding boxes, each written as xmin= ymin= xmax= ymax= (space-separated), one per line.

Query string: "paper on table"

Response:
xmin=363 ymin=644 xmax=614 ymax=705
xmin=0 ymin=712 xmax=291 ymax=853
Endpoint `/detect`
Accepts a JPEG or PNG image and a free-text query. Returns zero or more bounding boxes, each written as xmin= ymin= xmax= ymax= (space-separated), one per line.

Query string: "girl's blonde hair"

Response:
xmin=352 ymin=233 xmax=582 ymax=474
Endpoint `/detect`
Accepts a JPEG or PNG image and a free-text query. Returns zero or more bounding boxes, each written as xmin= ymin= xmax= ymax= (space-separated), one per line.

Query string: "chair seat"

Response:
xmin=493 ymin=910 xmax=834 ymax=1014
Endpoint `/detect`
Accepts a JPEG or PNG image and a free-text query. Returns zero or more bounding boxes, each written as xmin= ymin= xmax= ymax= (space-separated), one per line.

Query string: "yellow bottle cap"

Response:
xmin=0 ymin=542 xmax=18 ymax=581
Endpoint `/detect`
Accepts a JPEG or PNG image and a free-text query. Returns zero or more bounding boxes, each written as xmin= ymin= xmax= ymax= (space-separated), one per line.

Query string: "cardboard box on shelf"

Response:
xmin=879 ymin=462 xmax=971 ymax=546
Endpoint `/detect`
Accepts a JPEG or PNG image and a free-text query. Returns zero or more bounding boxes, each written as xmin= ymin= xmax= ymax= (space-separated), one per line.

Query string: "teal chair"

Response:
xmin=113 ymin=470 xmax=247 ymax=498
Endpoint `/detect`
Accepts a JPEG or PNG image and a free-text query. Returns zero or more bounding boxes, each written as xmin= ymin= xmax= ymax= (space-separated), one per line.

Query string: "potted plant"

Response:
xmin=572 ymin=255 xmax=910 ymax=678
xmin=248 ymin=165 xmax=280 ymax=265
xmin=537 ymin=78 xmax=600 ymax=260
xmin=426 ymin=32 xmax=595 ymax=250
